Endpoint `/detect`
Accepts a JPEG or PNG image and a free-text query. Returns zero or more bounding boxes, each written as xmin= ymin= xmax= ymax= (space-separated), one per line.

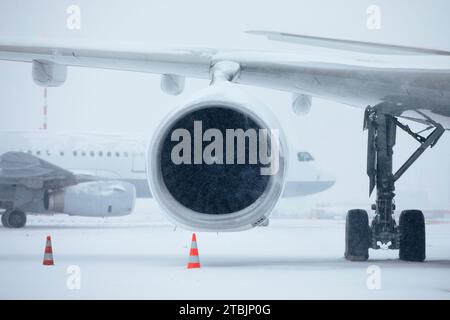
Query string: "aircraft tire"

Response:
xmin=399 ymin=210 xmax=425 ymax=262
xmin=1 ymin=211 xmax=10 ymax=228
xmin=345 ymin=209 xmax=370 ymax=261
xmin=5 ymin=210 xmax=27 ymax=228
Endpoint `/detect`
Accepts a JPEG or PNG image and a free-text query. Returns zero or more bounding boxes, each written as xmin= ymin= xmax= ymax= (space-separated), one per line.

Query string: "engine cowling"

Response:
xmin=44 ymin=181 xmax=136 ymax=217
xmin=148 ymin=83 xmax=288 ymax=231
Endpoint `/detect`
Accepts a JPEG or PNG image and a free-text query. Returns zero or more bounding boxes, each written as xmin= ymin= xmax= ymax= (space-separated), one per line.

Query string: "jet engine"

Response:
xmin=148 ymin=83 xmax=288 ymax=231
xmin=44 ymin=181 xmax=136 ymax=217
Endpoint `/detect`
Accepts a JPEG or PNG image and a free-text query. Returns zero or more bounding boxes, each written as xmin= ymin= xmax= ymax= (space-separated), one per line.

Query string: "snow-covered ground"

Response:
xmin=0 ymin=200 xmax=449 ymax=299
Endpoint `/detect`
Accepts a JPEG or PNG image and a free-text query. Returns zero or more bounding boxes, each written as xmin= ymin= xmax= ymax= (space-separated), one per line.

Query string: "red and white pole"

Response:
xmin=42 ymin=88 xmax=48 ymax=130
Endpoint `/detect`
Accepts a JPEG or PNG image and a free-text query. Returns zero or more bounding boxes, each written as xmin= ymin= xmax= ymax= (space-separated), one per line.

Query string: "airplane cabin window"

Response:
xmin=81 ymin=151 xmax=86 ymax=156
xmin=36 ymin=151 xmax=41 ymax=156
xmin=99 ymin=151 xmax=103 ymax=157
xmin=90 ymin=151 xmax=95 ymax=157
xmin=73 ymin=151 xmax=77 ymax=156
xmin=107 ymin=152 xmax=111 ymax=157
xmin=115 ymin=152 xmax=120 ymax=157
xmin=60 ymin=151 xmax=64 ymax=156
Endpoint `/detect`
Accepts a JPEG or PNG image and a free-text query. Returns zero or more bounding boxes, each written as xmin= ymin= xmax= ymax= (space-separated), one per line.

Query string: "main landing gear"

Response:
xmin=345 ymin=105 xmax=444 ymax=262
xmin=1 ymin=209 xmax=27 ymax=228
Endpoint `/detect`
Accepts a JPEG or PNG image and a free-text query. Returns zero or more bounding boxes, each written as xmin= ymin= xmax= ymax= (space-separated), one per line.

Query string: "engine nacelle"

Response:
xmin=148 ymin=83 xmax=288 ymax=231
xmin=32 ymin=60 xmax=67 ymax=87
xmin=44 ymin=181 xmax=136 ymax=217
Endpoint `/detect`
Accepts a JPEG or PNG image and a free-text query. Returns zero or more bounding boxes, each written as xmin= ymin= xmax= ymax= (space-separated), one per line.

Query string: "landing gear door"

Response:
xmin=132 ymin=152 xmax=146 ymax=173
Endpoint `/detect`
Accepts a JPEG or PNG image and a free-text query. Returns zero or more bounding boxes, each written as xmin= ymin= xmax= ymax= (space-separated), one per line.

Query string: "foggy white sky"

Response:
xmin=0 ymin=0 xmax=448 ymax=209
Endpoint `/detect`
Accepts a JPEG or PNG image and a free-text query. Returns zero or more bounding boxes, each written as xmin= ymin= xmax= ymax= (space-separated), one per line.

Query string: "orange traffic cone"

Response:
xmin=187 ymin=233 xmax=201 ymax=269
xmin=43 ymin=235 xmax=54 ymax=266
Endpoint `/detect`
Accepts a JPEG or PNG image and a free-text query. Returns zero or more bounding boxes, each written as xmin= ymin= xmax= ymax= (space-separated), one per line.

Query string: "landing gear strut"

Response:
xmin=1 ymin=209 xmax=27 ymax=228
xmin=345 ymin=105 xmax=445 ymax=262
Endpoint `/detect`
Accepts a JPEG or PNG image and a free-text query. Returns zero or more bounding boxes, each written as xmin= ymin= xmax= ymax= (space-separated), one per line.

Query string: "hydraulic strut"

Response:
xmin=363 ymin=106 xmax=445 ymax=249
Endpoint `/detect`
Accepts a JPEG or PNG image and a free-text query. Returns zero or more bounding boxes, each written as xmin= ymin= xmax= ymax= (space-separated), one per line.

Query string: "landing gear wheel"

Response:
xmin=345 ymin=209 xmax=370 ymax=261
xmin=3 ymin=210 xmax=27 ymax=228
xmin=1 ymin=211 xmax=10 ymax=228
xmin=399 ymin=210 xmax=425 ymax=262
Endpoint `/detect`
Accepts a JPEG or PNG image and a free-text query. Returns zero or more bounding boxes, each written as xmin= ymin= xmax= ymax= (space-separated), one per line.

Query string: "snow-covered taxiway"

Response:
xmin=0 ymin=200 xmax=449 ymax=299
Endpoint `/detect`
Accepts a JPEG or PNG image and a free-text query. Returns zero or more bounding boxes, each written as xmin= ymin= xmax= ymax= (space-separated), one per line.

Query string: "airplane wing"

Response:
xmin=0 ymin=42 xmax=214 ymax=80
xmin=247 ymin=30 xmax=450 ymax=56
xmin=1 ymin=33 xmax=449 ymax=128
xmin=0 ymin=151 xmax=78 ymax=189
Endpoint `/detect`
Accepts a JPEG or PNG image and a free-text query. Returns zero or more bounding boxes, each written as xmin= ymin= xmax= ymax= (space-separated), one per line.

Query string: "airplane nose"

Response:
xmin=311 ymin=165 xmax=336 ymax=192
xmin=318 ymin=179 xmax=336 ymax=192
xmin=316 ymin=171 xmax=336 ymax=189
xmin=317 ymin=171 xmax=336 ymax=184
xmin=282 ymin=160 xmax=336 ymax=198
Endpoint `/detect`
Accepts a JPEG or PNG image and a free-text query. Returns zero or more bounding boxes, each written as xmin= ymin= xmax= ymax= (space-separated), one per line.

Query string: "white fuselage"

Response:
xmin=0 ymin=131 xmax=335 ymax=198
